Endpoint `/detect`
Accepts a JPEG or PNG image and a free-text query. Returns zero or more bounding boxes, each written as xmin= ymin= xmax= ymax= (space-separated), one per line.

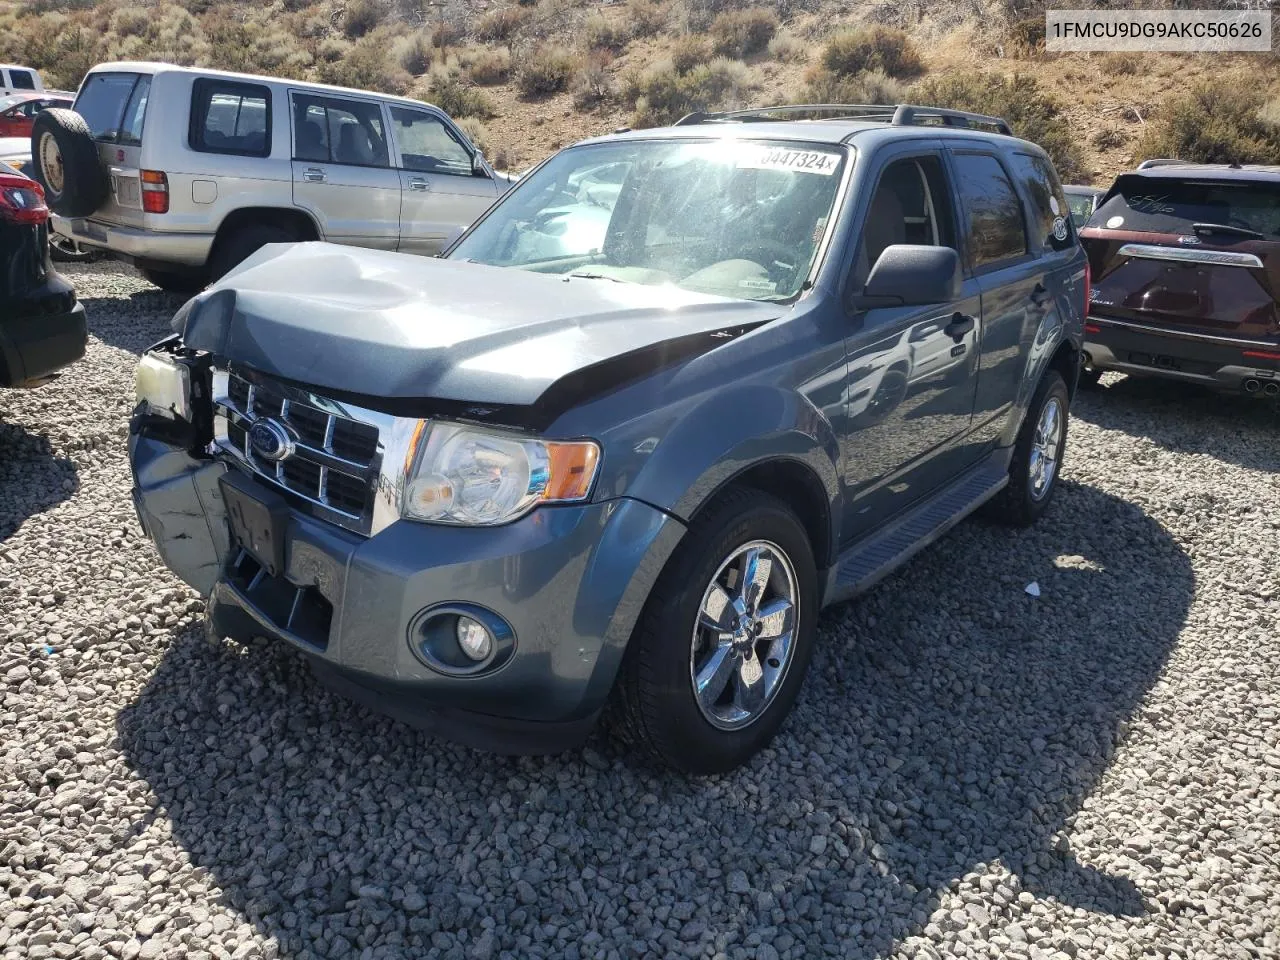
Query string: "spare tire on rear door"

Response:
xmin=31 ymin=109 xmax=108 ymax=219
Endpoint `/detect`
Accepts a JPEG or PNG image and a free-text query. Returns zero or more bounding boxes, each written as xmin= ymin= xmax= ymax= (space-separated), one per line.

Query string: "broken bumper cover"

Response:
xmin=128 ymin=427 xmax=685 ymax=753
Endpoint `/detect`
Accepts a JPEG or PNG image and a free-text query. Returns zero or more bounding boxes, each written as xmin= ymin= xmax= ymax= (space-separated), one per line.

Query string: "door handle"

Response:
xmin=944 ymin=312 xmax=975 ymax=341
xmin=303 ymin=168 xmax=326 ymax=183
xmin=408 ymin=178 xmax=431 ymax=192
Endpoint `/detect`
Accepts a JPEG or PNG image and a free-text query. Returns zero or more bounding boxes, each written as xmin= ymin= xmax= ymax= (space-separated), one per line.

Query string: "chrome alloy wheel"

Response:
xmin=689 ymin=540 xmax=799 ymax=731
xmin=1029 ymin=396 xmax=1063 ymax=501
xmin=38 ymin=131 xmax=64 ymax=195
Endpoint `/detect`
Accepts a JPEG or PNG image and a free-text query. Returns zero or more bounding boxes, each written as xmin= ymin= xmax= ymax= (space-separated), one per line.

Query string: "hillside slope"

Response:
xmin=1 ymin=0 xmax=1274 ymax=183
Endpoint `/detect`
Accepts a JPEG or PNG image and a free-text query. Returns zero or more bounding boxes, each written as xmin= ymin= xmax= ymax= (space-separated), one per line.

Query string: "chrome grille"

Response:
xmin=212 ymin=369 xmax=394 ymax=536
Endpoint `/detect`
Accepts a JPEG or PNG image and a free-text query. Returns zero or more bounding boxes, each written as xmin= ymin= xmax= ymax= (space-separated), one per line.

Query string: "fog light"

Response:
xmin=456 ymin=616 xmax=494 ymax=661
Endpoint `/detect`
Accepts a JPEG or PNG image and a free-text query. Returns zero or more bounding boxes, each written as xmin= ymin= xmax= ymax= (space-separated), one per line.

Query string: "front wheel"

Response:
xmin=612 ymin=488 xmax=818 ymax=774
xmin=984 ymin=370 xmax=1070 ymax=527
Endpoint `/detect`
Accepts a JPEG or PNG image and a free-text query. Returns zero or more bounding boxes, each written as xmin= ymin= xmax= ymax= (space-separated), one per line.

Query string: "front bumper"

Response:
xmin=1085 ymin=314 xmax=1280 ymax=394
xmin=0 ymin=300 xmax=86 ymax=387
xmin=128 ymin=428 xmax=685 ymax=751
xmin=51 ymin=214 xmax=214 ymax=269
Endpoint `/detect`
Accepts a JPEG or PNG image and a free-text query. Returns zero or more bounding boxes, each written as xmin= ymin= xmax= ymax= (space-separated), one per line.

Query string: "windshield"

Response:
xmin=1093 ymin=174 xmax=1280 ymax=237
xmin=448 ymin=139 xmax=848 ymax=302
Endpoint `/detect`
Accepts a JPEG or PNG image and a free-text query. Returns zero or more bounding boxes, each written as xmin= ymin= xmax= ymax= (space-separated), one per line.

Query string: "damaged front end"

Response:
xmin=129 ymin=334 xmax=231 ymax=596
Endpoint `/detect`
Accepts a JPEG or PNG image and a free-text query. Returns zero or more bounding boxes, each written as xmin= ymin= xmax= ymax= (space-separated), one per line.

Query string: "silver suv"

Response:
xmin=32 ymin=62 xmax=510 ymax=292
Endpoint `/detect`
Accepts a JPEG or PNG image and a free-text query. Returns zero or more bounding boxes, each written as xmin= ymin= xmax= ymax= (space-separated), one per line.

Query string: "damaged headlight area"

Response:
xmin=135 ymin=350 xmax=192 ymax=422
xmin=402 ymin=422 xmax=600 ymax=526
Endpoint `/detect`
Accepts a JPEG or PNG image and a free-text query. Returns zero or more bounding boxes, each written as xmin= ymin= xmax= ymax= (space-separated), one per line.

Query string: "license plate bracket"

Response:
xmin=219 ymin=470 xmax=290 ymax=578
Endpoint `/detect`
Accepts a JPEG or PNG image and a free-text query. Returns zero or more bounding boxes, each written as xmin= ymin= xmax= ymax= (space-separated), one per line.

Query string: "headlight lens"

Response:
xmin=401 ymin=422 xmax=600 ymax=526
xmin=135 ymin=351 xmax=191 ymax=421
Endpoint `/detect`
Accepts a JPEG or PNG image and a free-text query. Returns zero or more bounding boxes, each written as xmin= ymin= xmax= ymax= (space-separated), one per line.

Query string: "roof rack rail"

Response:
xmin=1136 ymin=158 xmax=1188 ymax=170
xmin=673 ymin=103 xmax=1014 ymax=137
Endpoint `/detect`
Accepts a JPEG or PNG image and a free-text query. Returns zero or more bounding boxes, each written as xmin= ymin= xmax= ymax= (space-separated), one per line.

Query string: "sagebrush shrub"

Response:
xmin=584 ymin=13 xmax=631 ymax=52
xmin=466 ymin=48 xmax=510 ymax=85
xmin=822 ymin=26 xmax=923 ymax=79
xmin=628 ymin=56 xmax=752 ymax=127
xmin=516 ymin=44 xmax=580 ymax=97
xmin=572 ymin=52 xmax=614 ymax=109
xmin=1139 ymin=83 xmax=1280 ymax=165
xmin=709 ymin=8 xmax=777 ymax=58
xmin=801 ymin=67 xmax=908 ymax=105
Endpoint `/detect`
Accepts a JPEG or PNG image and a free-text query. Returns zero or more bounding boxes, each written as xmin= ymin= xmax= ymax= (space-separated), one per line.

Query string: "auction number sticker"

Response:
xmin=738 ymin=146 xmax=841 ymax=175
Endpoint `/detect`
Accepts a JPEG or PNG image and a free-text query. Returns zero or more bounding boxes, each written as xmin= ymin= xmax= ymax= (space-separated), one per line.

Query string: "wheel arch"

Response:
xmin=209 ymin=207 xmax=321 ymax=262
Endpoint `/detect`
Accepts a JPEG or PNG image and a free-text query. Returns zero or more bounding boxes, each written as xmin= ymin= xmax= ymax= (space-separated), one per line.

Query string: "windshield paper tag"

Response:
xmin=738 ymin=147 xmax=840 ymax=176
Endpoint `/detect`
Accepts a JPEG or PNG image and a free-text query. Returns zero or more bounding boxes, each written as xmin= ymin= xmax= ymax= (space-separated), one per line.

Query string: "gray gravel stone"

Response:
xmin=1 ymin=264 xmax=1278 ymax=959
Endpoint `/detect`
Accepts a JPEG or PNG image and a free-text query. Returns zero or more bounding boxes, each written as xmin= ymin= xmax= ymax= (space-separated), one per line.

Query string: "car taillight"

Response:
xmin=0 ymin=174 xmax=47 ymax=225
xmin=141 ymin=169 xmax=169 ymax=214
xmin=1083 ymin=261 xmax=1092 ymax=313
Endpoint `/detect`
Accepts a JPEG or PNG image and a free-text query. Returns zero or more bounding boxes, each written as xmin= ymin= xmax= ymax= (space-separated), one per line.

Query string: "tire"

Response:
xmin=49 ymin=234 xmax=98 ymax=264
xmin=611 ymin=488 xmax=819 ymax=774
xmin=209 ymin=223 xmax=299 ymax=282
xmin=985 ymin=370 xmax=1070 ymax=527
xmin=140 ymin=267 xmax=207 ymax=295
xmin=31 ymin=109 xmax=108 ymax=218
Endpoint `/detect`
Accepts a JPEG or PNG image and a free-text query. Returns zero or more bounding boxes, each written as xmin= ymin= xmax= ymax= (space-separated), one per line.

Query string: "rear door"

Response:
xmin=1083 ymin=173 xmax=1280 ymax=343
xmin=387 ymin=104 xmax=499 ymax=255
xmin=289 ymin=92 xmax=400 ymax=250
xmin=946 ymin=147 xmax=1052 ymax=438
xmin=841 ymin=146 xmax=984 ymax=539
xmin=71 ymin=71 xmax=150 ymax=228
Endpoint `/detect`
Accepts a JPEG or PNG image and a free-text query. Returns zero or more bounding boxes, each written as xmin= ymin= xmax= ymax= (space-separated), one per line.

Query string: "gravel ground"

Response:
xmin=2 ymin=262 xmax=1278 ymax=960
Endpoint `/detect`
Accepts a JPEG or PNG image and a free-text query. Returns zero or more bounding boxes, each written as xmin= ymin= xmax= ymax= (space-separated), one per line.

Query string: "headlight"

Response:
xmin=135 ymin=351 xmax=191 ymax=421
xmin=401 ymin=422 xmax=600 ymax=526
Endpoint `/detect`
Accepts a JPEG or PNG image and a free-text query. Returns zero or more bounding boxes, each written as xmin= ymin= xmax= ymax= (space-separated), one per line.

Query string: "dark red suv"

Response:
xmin=1079 ymin=164 xmax=1280 ymax=400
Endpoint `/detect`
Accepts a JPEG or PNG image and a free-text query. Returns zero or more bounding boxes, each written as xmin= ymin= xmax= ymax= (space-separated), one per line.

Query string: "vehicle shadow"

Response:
xmin=0 ymin=417 xmax=79 ymax=542
xmin=117 ymin=481 xmax=1191 ymax=958
xmin=1073 ymin=374 xmax=1279 ymax=472
xmin=77 ymin=287 xmax=184 ymax=356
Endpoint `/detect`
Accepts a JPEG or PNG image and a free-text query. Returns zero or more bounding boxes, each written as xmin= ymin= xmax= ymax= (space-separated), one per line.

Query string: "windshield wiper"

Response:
xmin=566 ymin=271 xmax=629 ymax=284
xmin=1192 ymin=222 xmax=1267 ymax=240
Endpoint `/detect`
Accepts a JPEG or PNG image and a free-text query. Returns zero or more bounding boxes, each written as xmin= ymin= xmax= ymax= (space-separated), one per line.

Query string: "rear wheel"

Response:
xmin=31 ymin=109 xmax=108 ymax=218
xmin=140 ymin=267 xmax=207 ymax=295
xmin=612 ymin=488 xmax=818 ymax=774
xmin=209 ymin=223 xmax=299 ymax=282
xmin=985 ymin=370 xmax=1070 ymax=527
xmin=49 ymin=234 xmax=97 ymax=264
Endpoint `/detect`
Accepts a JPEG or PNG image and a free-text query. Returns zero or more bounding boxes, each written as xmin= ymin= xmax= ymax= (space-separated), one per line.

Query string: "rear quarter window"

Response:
xmin=189 ymin=78 xmax=271 ymax=157
xmin=1096 ymin=175 xmax=1280 ymax=237
xmin=1009 ymin=151 xmax=1074 ymax=251
xmin=75 ymin=72 xmax=147 ymax=142
xmin=9 ymin=70 xmax=36 ymax=91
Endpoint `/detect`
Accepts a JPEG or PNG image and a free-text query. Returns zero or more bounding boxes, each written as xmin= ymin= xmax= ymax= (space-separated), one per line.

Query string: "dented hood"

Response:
xmin=175 ymin=242 xmax=779 ymax=407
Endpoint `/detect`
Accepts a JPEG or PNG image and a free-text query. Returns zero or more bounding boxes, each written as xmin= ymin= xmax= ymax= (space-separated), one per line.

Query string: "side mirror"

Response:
xmin=853 ymin=244 xmax=962 ymax=310
xmin=472 ymin=152 xmax=489 ymax=178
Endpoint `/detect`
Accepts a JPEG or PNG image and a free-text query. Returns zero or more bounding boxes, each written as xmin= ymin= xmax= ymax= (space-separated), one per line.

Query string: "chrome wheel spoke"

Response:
xmin=699 ymin=583 xmax=736 ymax=634
xmin=694 ymin=643 xmax=737 ymax=708
xmin=739 ymin=547 xmax=771 ymax=613
xmin=755 ymin=597 xmax=793 ymax=639
xmin=732 ymin=656 xmax=766 ymax=716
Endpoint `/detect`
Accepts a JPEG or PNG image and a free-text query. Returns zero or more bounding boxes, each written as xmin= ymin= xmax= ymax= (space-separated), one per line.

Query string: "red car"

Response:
xmin=0 ymin=92 xmax=73 ymax=139
xmin=1080 ymin=164 xmax=1280 ymax=399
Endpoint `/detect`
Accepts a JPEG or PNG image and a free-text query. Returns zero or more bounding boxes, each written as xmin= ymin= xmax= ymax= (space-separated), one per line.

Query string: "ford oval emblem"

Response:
xmin=248 ymin=419 xmax=294 ymax=462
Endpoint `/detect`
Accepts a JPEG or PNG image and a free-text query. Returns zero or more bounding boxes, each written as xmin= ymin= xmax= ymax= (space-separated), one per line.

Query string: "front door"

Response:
xmin=841 ymin=151 xmax=983 ymax=541
xmin=387 ymin=105 xmax=500 ymax=255
xmin=289 ymin=93 xmax=400 ymax=250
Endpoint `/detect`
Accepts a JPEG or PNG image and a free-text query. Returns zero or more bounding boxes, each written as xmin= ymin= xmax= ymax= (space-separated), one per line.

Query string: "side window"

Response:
xmin=10 ymin=70 xmax=36 ymax=91
xmin=1009 ymin=151 xmax=1073 ymax=251
xmin=390 ymin=106 xmax=472 ymax=175
xmin=118 ymin=75 xmax=150 ymax=148
xmin=190 ymin=79 xmax=270 ymax=157
xmin=292 ymin=94 xmax=388 ymax=168
xmin=951 ymin=152 xmax=1029 ymax=270
xmin=858 ymin=155 xmax=957 ymax=282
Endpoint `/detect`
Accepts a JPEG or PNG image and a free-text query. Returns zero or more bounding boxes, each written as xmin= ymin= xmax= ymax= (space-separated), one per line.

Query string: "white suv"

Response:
xmin=33 ymin=62 xmax=510 ymax=291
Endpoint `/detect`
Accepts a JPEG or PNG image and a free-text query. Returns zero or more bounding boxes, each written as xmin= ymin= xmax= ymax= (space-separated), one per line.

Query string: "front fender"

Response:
xmin=599 ymin=385 xmax=842 ymax=556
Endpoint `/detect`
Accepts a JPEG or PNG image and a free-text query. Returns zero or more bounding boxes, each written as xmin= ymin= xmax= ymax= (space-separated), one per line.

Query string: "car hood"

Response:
xmin=175 ymin=242 xmax=781 ymax=408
